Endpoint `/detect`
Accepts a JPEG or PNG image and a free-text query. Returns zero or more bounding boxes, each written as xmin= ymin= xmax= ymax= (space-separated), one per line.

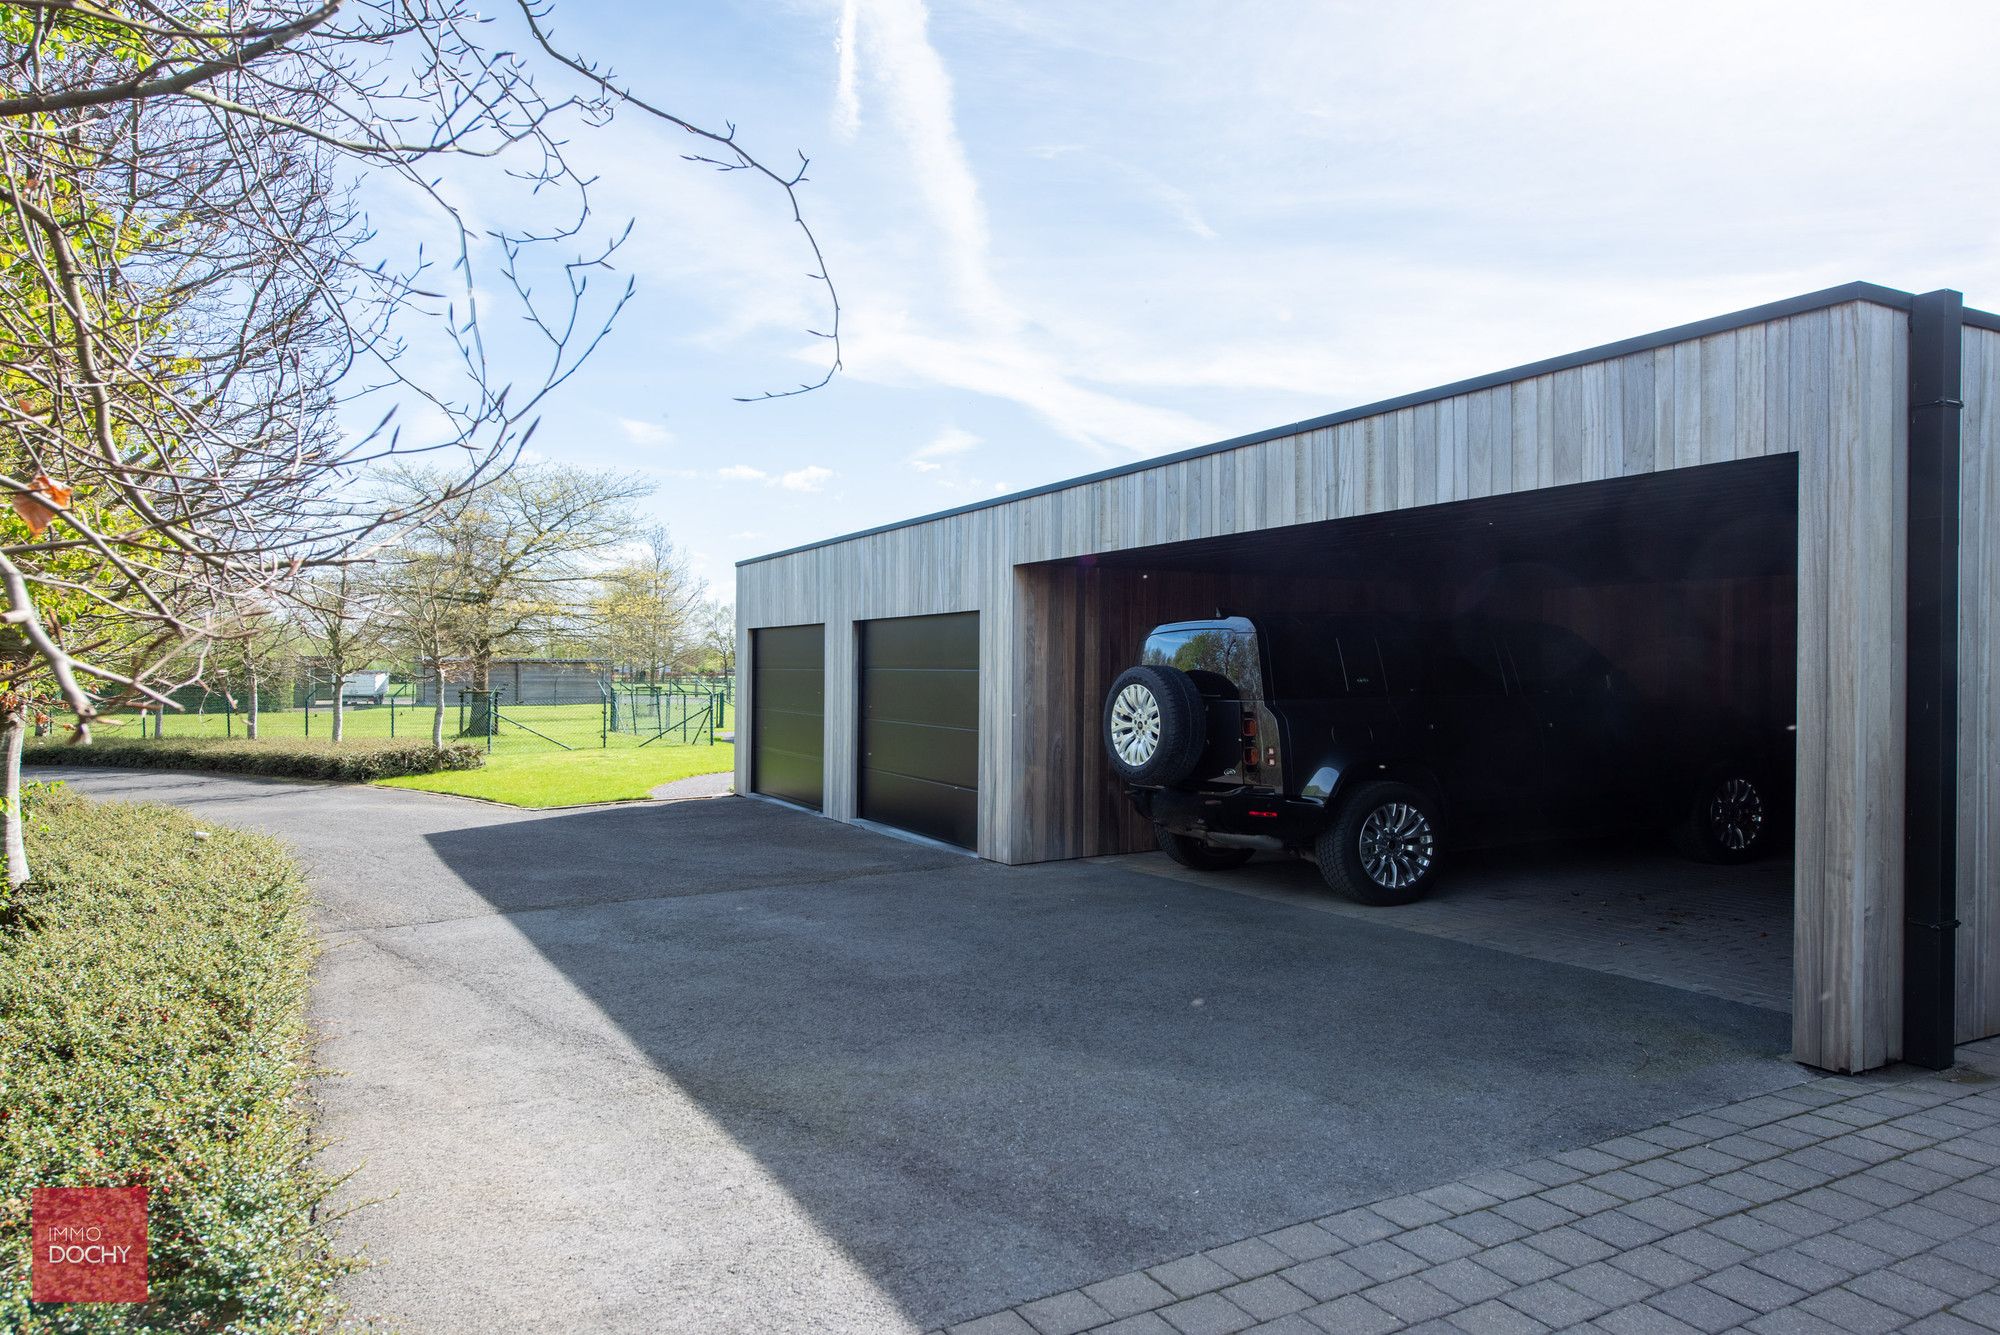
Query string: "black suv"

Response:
xmin=1101 ymin=613 xmax=1788 ymax=904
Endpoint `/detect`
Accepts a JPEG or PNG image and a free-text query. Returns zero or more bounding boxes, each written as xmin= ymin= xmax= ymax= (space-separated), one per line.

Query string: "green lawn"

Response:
xmin=103 ymin=696 xmax=735 ymax=754
xmin=376 ymin=742 xmax=735 ymax=806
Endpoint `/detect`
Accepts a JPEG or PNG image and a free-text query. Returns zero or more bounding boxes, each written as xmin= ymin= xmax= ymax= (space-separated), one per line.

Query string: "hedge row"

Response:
xmin=0 ymin=781 xmax=353 ymax=1331
xmin=25 ymin=735 xmax=483 ymax=782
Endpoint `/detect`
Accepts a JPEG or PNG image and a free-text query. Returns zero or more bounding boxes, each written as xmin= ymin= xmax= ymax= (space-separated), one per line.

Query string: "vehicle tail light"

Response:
xmin=1265 ymin=745 xmax=1279 ymax=768
xmin=1241 ymin=712 xmax=1258 ymax=737
xmin=1242 ymin=746 xmax=1259 ymax=770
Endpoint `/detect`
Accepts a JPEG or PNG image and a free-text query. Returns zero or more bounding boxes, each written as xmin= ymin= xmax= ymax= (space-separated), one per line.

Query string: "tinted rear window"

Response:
xmin=1142 ymin=628 xmax=1261 ymax=697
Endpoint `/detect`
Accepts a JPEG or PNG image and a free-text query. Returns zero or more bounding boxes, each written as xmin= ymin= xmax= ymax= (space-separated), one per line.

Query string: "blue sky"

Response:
xmin=418 ymin=0 xmax=2000 ymax=595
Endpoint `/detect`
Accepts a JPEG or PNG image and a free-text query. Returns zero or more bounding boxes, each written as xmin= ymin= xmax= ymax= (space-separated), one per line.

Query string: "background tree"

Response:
xmin=293 ymin=568 xmax=382 ymax=744
xmin=383 ymin=546 xmax=478 ymax=749
xmin=386 ymin=463 xmax=651 ymax=695
xmin=593 ymin=525 xmax=706 ymax=681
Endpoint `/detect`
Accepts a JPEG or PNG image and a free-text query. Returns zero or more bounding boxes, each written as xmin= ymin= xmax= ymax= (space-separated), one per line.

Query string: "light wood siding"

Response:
xmin=737 ymin=296 xmax=1924 ymax=1071
xmin=1959 ymin=326 xmax=2000 ymax=1043
xmin=1791 ymin=303 xmax=1909 ymax=1073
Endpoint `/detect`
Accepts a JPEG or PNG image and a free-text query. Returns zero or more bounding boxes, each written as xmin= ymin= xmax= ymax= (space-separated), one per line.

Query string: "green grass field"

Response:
xmin=375 ymin=743 xmax=734 ymax=806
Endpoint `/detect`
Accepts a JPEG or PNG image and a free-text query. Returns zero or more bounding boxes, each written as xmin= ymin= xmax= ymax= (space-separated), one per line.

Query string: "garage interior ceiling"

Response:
xmin=1074 ymin=454 xmax=1799 ymax=588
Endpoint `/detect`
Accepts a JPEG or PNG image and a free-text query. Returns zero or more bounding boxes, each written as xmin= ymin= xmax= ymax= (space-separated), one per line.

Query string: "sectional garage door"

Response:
xmin=751 ymin=624 xmax=824 ymax=811
xmin=858 ymin=612 xmax=979 ymax=848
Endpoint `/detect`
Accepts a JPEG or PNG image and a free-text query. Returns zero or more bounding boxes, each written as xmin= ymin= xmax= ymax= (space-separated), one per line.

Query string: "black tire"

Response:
xmin=1156 ymin=825 xmax=1254 ymax=871
xmin=1315 ymin=780 xmax=1443 ymax=906
xmin=1675 ymin=767 xmax=1774 ymax=864
xmin=1102 ymin=664 xmax=1208 ymax=786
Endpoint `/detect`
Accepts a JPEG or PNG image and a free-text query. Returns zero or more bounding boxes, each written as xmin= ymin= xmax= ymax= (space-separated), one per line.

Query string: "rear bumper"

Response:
xmin=1128 ymin=786 xmax=1326 ymax=850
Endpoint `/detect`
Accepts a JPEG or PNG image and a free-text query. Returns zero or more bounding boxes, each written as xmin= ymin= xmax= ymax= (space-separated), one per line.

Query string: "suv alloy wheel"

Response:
xmin=1316 ymin=780 xmax=1442 ymax=905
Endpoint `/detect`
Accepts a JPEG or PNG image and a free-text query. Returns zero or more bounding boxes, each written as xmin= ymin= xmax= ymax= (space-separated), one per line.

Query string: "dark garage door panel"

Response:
xmin=752 ymin=625 xmax=824 ymax=811
xmin=859 ymin=612 xmax=979 ymax=849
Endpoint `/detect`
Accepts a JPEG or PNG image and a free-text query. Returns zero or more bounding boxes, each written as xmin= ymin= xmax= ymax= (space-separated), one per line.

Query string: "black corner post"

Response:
xmin=1903 ymin=289 xmax=1964 ymax=1070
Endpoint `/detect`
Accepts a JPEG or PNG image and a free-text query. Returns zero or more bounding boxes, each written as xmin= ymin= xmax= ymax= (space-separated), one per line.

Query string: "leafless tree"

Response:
xmin=593 ymin=524 xmax=706 ymax=682
xmin=0 ymin=1 xmax=841 ymax=881
xmin=293 ymin=566 xmax=383 ymax=743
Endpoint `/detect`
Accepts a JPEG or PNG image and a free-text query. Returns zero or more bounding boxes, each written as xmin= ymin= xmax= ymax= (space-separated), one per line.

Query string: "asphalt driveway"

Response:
xmin=43 ymin=770 xmax=1806 ymax=1333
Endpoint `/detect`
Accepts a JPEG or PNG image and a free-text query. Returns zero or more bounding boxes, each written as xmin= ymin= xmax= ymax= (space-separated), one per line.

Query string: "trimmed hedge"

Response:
xmin=0 ymin=781 xmax=354 ymax=1331
xmin=25 ymin=735 xmax=483 ymax=782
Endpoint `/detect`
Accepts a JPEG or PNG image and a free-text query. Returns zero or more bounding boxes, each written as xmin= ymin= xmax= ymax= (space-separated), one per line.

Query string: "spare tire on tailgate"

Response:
xmin=1103 ymin=664 xmax=1207 ymax=786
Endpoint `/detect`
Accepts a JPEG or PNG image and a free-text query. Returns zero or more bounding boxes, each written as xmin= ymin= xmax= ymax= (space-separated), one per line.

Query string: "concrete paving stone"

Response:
xmin=1396 ymin=1320 xmax=1461 ymax=1335
xmin=1793 ymin=1287 xmax=1906 ymax=1335
xmin=1261 ymin=1223 xmax=1345 ymax=1263
xmin=1422 ymin=1258 xmax=1515 ymax=1305
xmin=1667 ymin=1147 xmax=1749 ymax=1176
xmin=1541 ymin=1184 xmax=1626 ymax=1217
xmin=1668 ymin=1114 xmax=1741 ymax=1140
xmin=1633 ymin=1127 xmax=1709 ymax=1153
xmin=1457 ymin=1169 xmax=1547 ymax=1204
xmin=1660 ymin=1184 xmax=1755 ymax=1219
xmin=1696 ymin=1263 xmax=1807 ymax=1313
xmin=1824 ymin=1173 xmax=1922 ymax=1210
xmin=1747 ymin=1158 xmax=1839 ymax=1193
xmin=1742 ymin=1246 xmax=1853 ymax=1293
xmin=1096 ymin=1313 xmax=1179 ymax=1335
xmin=951 ymin=1312 xmax=1038 ymax=1335
xmin=1839 ymin=1267 xmax=1956 ymax=1318
xmin=1817 ymin=1135 xmax=1900 ymax=1167
xmin=1929 ymin=1188 xmax=2000 ymax=1227
xmin=1514 ymin=1159 xmax=1590 ymax=1189
xmin=1344 ymin=1240 xmax=1430 ymax=1283
xmin=1814 ymin=1104 xmax=1892 ymax=1129
xmin=1300 ymin=1294 xmax=1400 ymax=1335
xmin=1786 ymin=1147 xmax=1874 ymax=1179
xmin=1448 ymin=1298 xmax=1552 ymax=1334
xmin=1922 ymin=1106 xmax=1994 ymax=1131
xmin=1608 ymin=1245 xmax=1707 ymax=1290
xmin=1655 ymin=1229 xmax=1753 ymax=1271
xmin=1220 ymin=1276 xmax=1315 ymax=1322
xmin=1957 ymin=1174 xmax=2000 ymax=1204
xmin=1020 ymin=1290 xmax=1116 ymax=1335
xmin=1747 ymin=1123 xmax=1832 ymax=1152
xmin=1771 ymin=1086 xmax=1848 ymax=1111
xmin=1792 ymin=1234 xmax=1893 ymax=1278
xmin=1775 ymin=1113 xmax=1862 ymax=1140
xmin=1278 ymin=1256 xmax=1371 ymax=1302
xmin=1524 ymin=1225 xmax=1618 ymax=1267
xmin=1713 ymin=1095 xmax=1808 ymax=1128
xmin=1151 ymin=1255 xmax=1241 ymax=1299
xmin=1157 ymin=1292 xmax=1255 ymax=1335
xmin=1445 ymin=1210 xmax=1533 ymax=1248
xmin=1572 ymin=1211 xmax=1668 ymax=1251
xmin=1553 ymin=1149 xmax=1630 ymax=1176
xmin=1365 ymin=1275 xmax=1463 ymax=1323
xmin=1628 ymin=1159 xmax=1709 ymax=1190
xmin=1708 ymin=1133 xmax=1788 ymax=1164
xmin=1209 ymin=1238 xmax=1296 ymax=1280
xmin=1560 ymin=1261 xmax=1658 ymax=1308
xmin=1876 ymin=1202 xmax=1978 ymax=1243
xmin=1742 ymin=1306 xmax=1849 ymax=1335
xmin=1085 ymin=1272 xmax=1179 ymax=1318
xmin=1595 ymin=1137 xmax=1668 ymax=1164
xmin=1402 ymin=1224 xmax=1485 ymax=1264
xmin=1834 ymin=1215 xmax=1942 ymax=1261
xmin=1909 ymin=1149 xmax=1995 ymax=1180
xmin=1945 ymin=1292 xmax=2000 ymax=1331
xmin=1495 ymin=1196 xmax=1582 ymax=1231
xmin=1788 ymin=1187 xmax=1879 ymax=1225
xmin=1703 ymin=1214 xmax=1801 ymax=1254
xmin=1237 ymin=1317 xmax=1323 ymax=1335
xmin=1375 ymin=1194 xmax=1457 ymax=1230
xmin=1592 ymin=1303 xmax=1704 ymax=1335
xmin=1900 ymin=1314 xmax=1987 ymax=1335
xmin=1319 ymin=1208 xmax=1404 ymax=1247
xmin=1747 ymin=1200 xmax=1844 ymax=1238
xmin=1865 ymin=1159 xmax=1957 ymax=1193
xmin=1421 ymin=1183 xmax=1506 ymax=1217
xmin=1932 ymin=1233 xmax=2000 ymax=1272
xmin=1620 ymin=1199 xmax=1712 ymax=1235
xmin=1584 ymin=1171 xmax=1667 ymax=1204
xmin=1851 ymin=1122 xmax=1936 ymax=1152
xmin=1477 ymin=1242 xmax=1570 ymax=1286
xmin=1644 ymin=1282 xmax=1758 ymax=1333
xmin=1503 ymin=1278 xmax=1608 ymax=1326
xmin=1707 ymin=1170 xmax=1792 ymax=1205
xmin=1942 ymin=1138 xmax=2000 ymax=1168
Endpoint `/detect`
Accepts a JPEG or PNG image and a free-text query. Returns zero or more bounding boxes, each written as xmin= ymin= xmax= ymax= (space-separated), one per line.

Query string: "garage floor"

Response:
xmin=1100 ymin=837 xmax=1793 ymax=1015
xmin=43 ymin=770 xmax=1805 ymax=1334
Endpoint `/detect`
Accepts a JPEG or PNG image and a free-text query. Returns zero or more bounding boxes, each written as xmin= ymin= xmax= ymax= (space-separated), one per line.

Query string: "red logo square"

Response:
xmin=30 ymin=1186 xmax=149 ymax=1304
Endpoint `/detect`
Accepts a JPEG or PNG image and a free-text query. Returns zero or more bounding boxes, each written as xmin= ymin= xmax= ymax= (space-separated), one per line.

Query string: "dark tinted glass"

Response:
xmin=1422 ymin=627 xmax=1509 ymax=695
xmin=1142 ymin=628 xmax=1261 ymax=697
xmin=1507 ymin=624 xmax=1610 ymax=695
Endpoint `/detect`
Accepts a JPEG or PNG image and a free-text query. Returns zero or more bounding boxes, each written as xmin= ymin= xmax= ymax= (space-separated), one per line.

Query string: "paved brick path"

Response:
xmin=939 ymin=1042 xmax=2000 ymax=1335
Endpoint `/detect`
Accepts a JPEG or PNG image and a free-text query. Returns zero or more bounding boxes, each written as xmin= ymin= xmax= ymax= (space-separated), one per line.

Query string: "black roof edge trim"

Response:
xmin=740 ymin=280 xmax=1922 ymax=568
xmin=1964 ymin=304 xmax=2000 ymax=333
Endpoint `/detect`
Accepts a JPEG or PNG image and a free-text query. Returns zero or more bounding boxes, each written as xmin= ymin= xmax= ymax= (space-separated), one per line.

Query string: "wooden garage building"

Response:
xmin=735 ymin=283 xmax=1999 ymax=1075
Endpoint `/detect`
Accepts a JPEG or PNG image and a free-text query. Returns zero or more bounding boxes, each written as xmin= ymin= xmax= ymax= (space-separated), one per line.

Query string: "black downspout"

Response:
xmin=1903 ymin=289 xmax=1964 ymax=1071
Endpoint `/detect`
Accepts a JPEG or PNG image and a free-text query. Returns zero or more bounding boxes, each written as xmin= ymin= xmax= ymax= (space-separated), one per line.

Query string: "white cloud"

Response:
xmin=833 ymin=0 xmax=861 ymax=138
xmin=913 ymin=426 xmax=979 ymax=459
xmin=779 ymin=465 xmax=836 ymax=492
xmin=910 ymin=459 xmax=943 ymax=473
xmin=618 ymin=417 xmax=675 ymax=447
xmin=717 ymin=465 xmax=769 ymax=482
